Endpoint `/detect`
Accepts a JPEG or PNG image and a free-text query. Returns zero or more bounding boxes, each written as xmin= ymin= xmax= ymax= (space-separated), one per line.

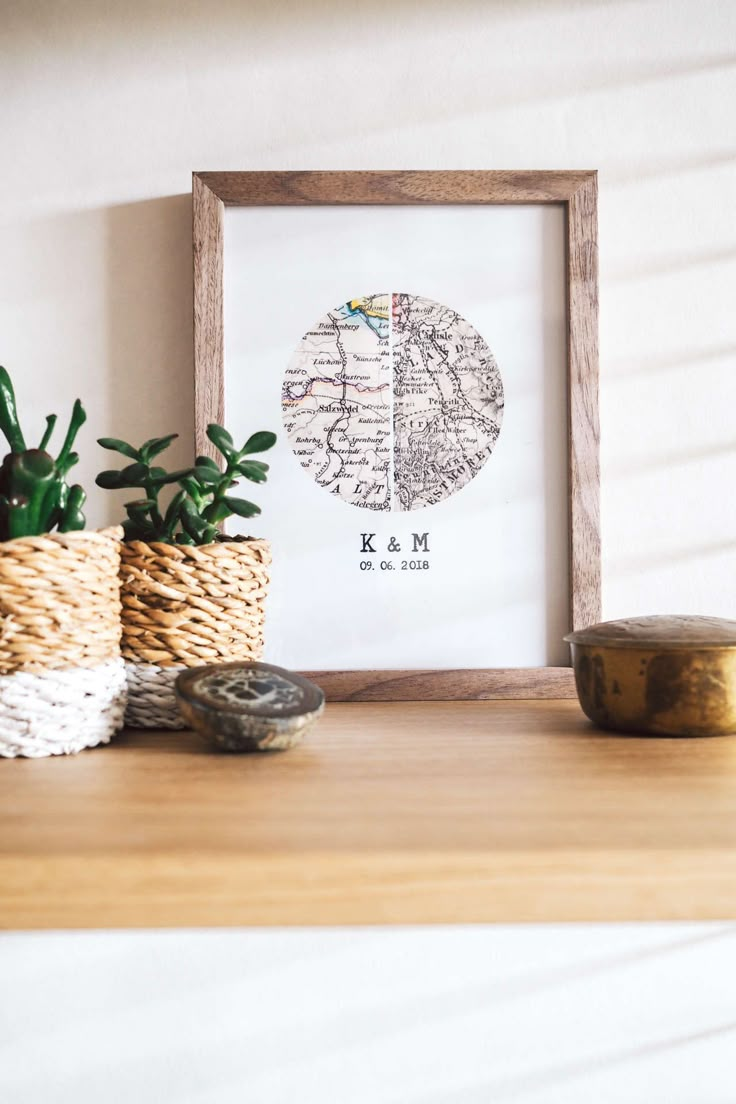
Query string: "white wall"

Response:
xmin=2 ymin=3 xmax=735 ymax=1101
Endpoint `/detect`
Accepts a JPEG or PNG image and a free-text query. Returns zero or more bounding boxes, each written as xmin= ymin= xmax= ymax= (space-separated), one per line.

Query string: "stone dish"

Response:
xmin=565 ymin=615 xmax=736 ymax=737
xmin=175 ymin=662 xmax=325 ymax=752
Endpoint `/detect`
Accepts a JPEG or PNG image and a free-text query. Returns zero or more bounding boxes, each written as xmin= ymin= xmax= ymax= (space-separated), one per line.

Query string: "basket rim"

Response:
xmin=121 ymin=536 xmax=271 ymax=559
xmin=0 ymin=526 xmax=123 ymax=551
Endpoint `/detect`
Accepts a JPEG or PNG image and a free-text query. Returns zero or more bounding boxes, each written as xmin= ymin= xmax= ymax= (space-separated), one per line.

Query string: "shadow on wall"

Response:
xmin=102 ymin=194 xmax=194 ymax=525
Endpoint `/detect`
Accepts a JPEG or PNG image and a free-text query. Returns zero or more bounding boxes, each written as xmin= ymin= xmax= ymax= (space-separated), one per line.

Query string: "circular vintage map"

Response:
xmin=281 ymin=293 xmax=504 ymax=512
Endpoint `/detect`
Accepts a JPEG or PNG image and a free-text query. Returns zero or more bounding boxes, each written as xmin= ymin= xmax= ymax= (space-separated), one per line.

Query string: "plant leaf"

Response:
xmin=139 ymin=433 xmax=178 ymax=462
xmin=0 ymin=367 xmax=27 ymax=452
xmin=236 ymin=460 xmax=269 ymax=483
xmin=57 ymin=450 xmax=79 ymax=476
xmin=202 ymin=500 xmax=231 ymax=524
xmin=163 ymin=489 xmax=187 ymax=533
xmin=206 ymin=424 xmax=235 ymax=458
xmin=223 ymin=495 xmax=261 ymax=518
xmin=178 ymin=475 xmax=203 ymax=499
xmin=97 ymin=437 xmax=140 ymax=460
xmin=95 ymin=469 xmax=124 ymax=489
xmin=192 ymin=465 xmax=221 ymax=485
xmin=56 ymin=400 xmax=86 ymax=469
xmin=240 ymin=431 xmax=276 ymax=456
xmin=147 ymin=467 xmax=193 ymax=486
xmin=179 ymin=498 xmax=208 ymax=541
xmin=119 ymin=462 xmax=150 ymax=486
xmin=122 ymin=517 xmax=156 ymax=540
xmin=58 ymin=484 xmax=86 ymax=533
xmin=195 ymin=455 xmax=221 ymax=472
xmin=39 ymin=415 xmax=57 ymax=451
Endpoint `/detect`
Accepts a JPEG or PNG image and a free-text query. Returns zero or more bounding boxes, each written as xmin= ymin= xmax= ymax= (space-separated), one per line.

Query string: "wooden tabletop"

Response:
xmin=2 ymin=700 xmax=736 ymax=929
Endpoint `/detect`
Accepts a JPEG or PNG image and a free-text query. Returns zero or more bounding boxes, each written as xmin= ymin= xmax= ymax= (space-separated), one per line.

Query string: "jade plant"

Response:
xmin=96 ymin=424 xmax=276 ymax=544
xmin=0 ymin=367 xmax=87 ymax=540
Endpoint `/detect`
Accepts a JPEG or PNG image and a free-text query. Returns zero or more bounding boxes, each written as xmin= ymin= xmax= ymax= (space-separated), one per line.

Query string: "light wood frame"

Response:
xmin=193 ymin=171 xmax=600 ymax=701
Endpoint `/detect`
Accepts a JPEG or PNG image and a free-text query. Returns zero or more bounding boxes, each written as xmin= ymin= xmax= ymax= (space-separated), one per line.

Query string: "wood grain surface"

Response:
xmin=194 ymin=169 xmax=595 ymax=206
xmin=2 ymin=700 xmax=735 ymax=929
xmin=192 ymin=173 xmax=225 ymax=462
xmin=192 ymin=169 xmax=600 ymax=695
xmin=302 ymin=668 xmax=576 ymax=701
xmin=567 ymin=172 xmax=601 ymax=630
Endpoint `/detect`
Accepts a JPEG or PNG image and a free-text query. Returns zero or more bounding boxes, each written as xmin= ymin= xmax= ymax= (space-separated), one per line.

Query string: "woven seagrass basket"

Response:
xmin=120 ymin=538 xmax=271 ymax=727
xmin=0 ymin=527 xmax=127 ymax=757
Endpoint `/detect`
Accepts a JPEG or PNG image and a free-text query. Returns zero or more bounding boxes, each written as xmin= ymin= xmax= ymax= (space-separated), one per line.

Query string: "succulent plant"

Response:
xmin=96 ymin=423 xmax=276 ymax=544
xmin=0 ymin=367 xmax=87 ymax=540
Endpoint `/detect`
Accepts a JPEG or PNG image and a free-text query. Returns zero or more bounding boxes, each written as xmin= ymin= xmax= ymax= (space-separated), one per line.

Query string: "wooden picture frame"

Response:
xmin=192 ymin=171 xmax=600 ymax=701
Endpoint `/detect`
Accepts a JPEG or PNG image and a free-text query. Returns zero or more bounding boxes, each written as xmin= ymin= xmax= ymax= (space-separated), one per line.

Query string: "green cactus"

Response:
xmin=0 ymin=368 xmax=87 ymax=540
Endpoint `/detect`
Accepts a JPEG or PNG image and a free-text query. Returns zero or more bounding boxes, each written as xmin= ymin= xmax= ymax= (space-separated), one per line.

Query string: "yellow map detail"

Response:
xmin=348 ymin=297 xmax=389 ymax=320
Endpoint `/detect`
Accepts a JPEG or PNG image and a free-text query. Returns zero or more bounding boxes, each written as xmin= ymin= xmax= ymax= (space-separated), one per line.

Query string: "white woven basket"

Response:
xmin=0 ymin=660 xmax=127 ymax=757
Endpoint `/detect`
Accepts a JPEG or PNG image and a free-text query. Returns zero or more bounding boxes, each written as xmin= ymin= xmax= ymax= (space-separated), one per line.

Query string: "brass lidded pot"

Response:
xmin=565 ymin=615 xmax=736 ymax=737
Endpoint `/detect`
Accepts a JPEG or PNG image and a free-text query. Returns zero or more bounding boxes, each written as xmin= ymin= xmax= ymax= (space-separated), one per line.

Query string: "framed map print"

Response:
xmin=193 ymin=171 xmax=600 ymax=700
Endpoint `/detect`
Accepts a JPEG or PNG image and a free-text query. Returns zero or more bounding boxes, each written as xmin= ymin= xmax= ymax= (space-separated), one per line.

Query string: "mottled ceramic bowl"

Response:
xmin=565 ymin=615 xmax=736 ymax=737
xmin=175 ymin=662 xmax=325 ymax=752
